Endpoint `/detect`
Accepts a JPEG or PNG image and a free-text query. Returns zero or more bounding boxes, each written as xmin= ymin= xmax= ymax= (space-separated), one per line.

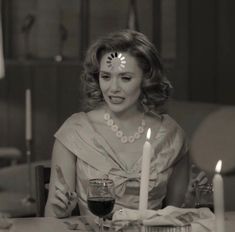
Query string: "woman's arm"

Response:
xmin=44 ymin=139 xmax=77 ymax=218
xmin=165 ymin=153 xmax=190 ymax=207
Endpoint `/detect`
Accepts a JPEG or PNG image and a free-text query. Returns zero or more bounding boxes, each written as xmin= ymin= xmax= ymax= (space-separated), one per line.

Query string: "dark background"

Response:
xmin=1 ymin=0 xmax=235 ymax=162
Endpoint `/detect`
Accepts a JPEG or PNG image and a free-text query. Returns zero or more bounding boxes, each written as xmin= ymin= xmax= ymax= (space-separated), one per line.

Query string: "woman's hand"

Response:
xmin=187 ymin=165 xmax=208 ymax=194
xmin=182 ymin=164 xmax=209 ymax=207
xmin=50 ymin=165 xmax=78 ymax=218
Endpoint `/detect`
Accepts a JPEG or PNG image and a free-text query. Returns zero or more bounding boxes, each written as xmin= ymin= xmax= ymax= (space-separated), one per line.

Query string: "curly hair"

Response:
xmin=81 ymin=29 xmax=172 ymax=111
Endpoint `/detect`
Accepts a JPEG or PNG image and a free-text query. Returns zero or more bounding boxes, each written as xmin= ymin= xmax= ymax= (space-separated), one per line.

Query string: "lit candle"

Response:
xmin=25 ymin=89 xmax=32 ymax=141
xmin=139 ymin=128 xmax=152 ymax=212
xmin=213 ymin=160 xmax=225 ymax=232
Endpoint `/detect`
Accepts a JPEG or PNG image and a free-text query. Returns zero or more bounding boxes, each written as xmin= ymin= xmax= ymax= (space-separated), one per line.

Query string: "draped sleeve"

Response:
xmin=144 ymin=114 xmax=189 ymax=209
xmin=151 ymin=114 xmax=189 ymax=174
xmin=54 ymin=112 xmax=113 ymax=173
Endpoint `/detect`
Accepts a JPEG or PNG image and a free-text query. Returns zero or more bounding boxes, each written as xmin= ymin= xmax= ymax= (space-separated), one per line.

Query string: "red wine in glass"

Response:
xmin=87 ymin=178 xmax=115 ymax=232
xmin=88 ymin=196 xmax=115 ymax=217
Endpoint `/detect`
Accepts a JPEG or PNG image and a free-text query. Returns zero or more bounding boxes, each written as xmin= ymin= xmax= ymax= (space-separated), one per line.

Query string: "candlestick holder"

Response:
xmin=21 ymin=140 xmax=35 ymax=206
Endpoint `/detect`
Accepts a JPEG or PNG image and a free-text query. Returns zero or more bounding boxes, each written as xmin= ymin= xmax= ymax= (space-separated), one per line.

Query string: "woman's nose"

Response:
xmin=110 ymin=77 xmax=120 ymax=92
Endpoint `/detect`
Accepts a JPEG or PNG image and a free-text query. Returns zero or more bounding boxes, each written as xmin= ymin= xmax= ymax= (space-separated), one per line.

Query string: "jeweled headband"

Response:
xmin=106 ymin=52 xmax=126 ymax=70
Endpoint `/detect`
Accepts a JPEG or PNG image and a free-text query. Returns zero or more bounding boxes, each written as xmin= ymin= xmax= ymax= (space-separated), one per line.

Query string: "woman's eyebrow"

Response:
xmin=99 ymin=71 xmax=134 ymax=75
xmin=119 ymin=72 xmax=134 ymax=75
xmin=100 ymin=71 xmax=110 ymax=74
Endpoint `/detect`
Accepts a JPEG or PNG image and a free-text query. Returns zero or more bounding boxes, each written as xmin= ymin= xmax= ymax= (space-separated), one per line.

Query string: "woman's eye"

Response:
xmin=121 ymin=76 xmax=132 ymax=81
xmin=100 ymin=75 xmax=110 ymax=80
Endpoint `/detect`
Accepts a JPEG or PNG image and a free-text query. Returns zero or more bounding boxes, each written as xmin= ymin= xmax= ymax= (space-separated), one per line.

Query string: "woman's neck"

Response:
xmin=107 ymin=105 xmax=144 ymax=122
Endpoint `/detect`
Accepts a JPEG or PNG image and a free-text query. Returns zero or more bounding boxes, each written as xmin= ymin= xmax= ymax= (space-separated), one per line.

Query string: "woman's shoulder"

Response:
xmin=147 ymin=110 xmax=185 ymax=138
xmin=149 ymin=112 xmax=188 ymax=161
xmin=162 ymin=113 xmax=183 ymax=130
xmin=147 ymin=110 xmax=181 ymax=128
xmin=63 ymin=111 xmax=87 ymax=125
xmin=55 ymin=110 xmax=101 ymax=140
xmin=57 ymin=107 xmax=107 ymax=136
xmin=86 ymin=107 xmax=106 ymax=125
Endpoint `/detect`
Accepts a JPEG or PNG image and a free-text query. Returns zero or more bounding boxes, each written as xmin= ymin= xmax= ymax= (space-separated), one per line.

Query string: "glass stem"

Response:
xmin=99 ymin=217 xmax=104 ymax=232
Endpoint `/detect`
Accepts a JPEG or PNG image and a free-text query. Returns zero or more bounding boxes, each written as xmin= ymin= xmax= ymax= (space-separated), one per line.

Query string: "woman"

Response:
xmin=45 ymin=29 xmax=203 ymax=218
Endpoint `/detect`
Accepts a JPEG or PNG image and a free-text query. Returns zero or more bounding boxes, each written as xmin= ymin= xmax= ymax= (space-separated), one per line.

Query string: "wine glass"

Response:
xmin=87 ymin=178 xmax=115 ymax=232
xmin=194 ymin=183 xmax=214 ymax=212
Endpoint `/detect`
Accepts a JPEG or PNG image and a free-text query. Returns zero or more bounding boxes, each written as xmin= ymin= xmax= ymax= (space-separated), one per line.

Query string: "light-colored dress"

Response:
xmin=54 ymin=112 xmax=188 ymax=216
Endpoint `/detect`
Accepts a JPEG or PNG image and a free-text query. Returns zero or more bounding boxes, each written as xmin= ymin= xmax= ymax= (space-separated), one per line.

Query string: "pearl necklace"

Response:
xmin=104 ymin=112 xmax=146 ymax=143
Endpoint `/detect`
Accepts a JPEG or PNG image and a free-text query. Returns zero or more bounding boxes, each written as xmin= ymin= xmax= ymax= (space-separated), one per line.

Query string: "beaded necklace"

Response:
xmin=103 ymin=112 xmax=146 ymax=144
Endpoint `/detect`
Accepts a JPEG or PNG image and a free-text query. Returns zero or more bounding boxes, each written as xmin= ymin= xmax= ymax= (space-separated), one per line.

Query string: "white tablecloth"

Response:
xmin=0 ymin=212 xmax=234 ymax=232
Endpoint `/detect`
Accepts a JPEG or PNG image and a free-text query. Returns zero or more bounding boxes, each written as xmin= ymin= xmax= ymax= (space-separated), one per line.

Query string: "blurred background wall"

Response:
xmin=0 ymin=0 xmax=235 ymax=162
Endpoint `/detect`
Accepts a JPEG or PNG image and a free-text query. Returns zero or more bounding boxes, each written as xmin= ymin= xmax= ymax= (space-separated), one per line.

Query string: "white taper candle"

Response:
xmin=139 ymin=128 xmax=152 ymax=212
xmin=213 ymin=160 xmax=225 ymax=232
xmin=25 ymin=89 xmax=32 ymax=140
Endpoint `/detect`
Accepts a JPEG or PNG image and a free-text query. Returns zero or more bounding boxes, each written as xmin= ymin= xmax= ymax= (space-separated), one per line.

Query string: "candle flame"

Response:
xmin=215 ymin=160 xmax=222 ymax=173
xmin=146 ymin=128 xmax=151 ymax=140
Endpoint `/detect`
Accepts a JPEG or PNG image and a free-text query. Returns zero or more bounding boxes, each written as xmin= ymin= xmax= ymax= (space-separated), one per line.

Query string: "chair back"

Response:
xmin=35 ymin=165 xmax=51 ymax=217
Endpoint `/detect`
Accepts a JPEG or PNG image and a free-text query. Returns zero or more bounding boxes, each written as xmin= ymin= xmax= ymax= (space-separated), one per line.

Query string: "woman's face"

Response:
xmin=99 ymin=52 xmax=143 ymax=114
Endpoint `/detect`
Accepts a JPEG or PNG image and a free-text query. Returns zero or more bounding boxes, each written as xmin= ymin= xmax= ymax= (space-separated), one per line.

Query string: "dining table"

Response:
xmin=2 ymin=216 xmax=97 ymax=232
xmin=0 ymin=192 xmax=36 ymax=218
xmin=1 ymin=211 xmax=235 ymax=232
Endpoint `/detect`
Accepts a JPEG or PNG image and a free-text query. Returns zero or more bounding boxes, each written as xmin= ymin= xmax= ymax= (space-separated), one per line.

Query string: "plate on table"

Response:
xmin=145 ymin=225 xmax=191 ymax=232
xmin=94 ymin=218 xmax=113 ymax=228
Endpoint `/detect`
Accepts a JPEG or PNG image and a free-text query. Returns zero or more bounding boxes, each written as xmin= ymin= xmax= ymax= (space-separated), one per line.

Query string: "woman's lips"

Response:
xmin=109 ymin=96 xmax=125 ymax=104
